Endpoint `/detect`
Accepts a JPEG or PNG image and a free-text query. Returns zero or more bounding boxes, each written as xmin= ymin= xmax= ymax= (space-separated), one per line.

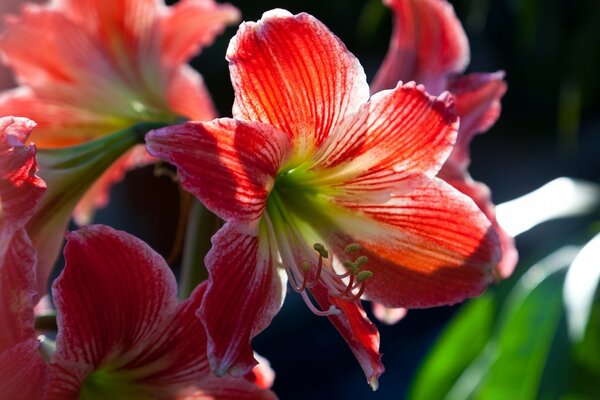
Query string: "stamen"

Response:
xmin=356 ymin=270 xmax=374 ymax=282
xmin=344 ymin=243 xmax=362 ymax=254
xmin=313 ymin=242 xmax=329 ymax=259
xmin=300 ymin=291 xmax=340 ymax=316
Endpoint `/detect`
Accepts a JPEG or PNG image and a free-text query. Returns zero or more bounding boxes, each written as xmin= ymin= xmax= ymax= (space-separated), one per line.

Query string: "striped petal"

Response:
xmin=199 ymin=222 xmax=286 ymax=377
xmin=331 ymin=177 xmax=500 ymax=308
xmin=227 ymin=9 xmax=369 ymax=159
xmin=371 ymin=0 xmax=469 ymax=95
xmin=312 ymin=82 xmax=458 ymax=200
xmin=146 ymin=119 xmax=293 ymax=228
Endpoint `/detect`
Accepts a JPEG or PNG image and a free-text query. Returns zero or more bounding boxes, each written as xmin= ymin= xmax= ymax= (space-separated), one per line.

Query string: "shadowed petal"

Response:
xmin=199 ymin=222 xmax=286 ymax=377
xmin=371 ymin=0 xmax=469 ymax=95
xmin=310 ymin=284 xmax=384 ymax=390
xmin=167 ymin=65 xmax=217 ymax=122
xmin=0 ymin=339 xmax=47 ymax=400
xmin=227 ymin=9 xmax=369 ymax=159
xmin=331 ymin=177 xmax=500 ymax=308
xmin=445 ymin=71 xmax=507 ymax=172
xmin=146 ymin=119 xmax=293 ymax=229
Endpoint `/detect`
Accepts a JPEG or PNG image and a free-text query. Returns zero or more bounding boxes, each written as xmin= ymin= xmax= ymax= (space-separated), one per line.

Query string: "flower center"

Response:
xmin=265 ymin=168 xmax=374 ymax=316
xmin=81 ymin=368 xmax=151 ymax=400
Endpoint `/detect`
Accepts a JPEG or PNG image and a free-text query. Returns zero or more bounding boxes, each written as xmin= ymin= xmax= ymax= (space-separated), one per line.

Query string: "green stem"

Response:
xmin=178 ymin=199 xmax=223 ymax=300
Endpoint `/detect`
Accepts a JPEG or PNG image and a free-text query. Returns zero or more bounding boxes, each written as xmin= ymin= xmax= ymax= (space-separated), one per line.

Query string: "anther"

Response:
xmin=313 ymin=243 xmax=329 ymax=259
xmin=354 ymin=255 xmax=368 ymax=268
xmin=356 ymin=270 xmax=374 ymax=282
xmin=343 ymin=259 xmax=359 ymax=274
xmin=344 ymin=243 xmax=362 ymax=254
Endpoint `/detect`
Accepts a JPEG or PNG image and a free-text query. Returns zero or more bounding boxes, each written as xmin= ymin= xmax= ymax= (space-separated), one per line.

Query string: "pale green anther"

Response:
xmin=343 ymin=259 xmax=360 ymax=274
xmin=313 ymin=243 xmax=329 ymax=259
xmin=302 ymin=260 xmax=311 ymax=272
xmin=354 ymin=255 xmax=369 ymax=268
xmin=344 ymin=243 xmax=362 ymax=254
xmin=356 ymin=270 xmax=374 ymax=282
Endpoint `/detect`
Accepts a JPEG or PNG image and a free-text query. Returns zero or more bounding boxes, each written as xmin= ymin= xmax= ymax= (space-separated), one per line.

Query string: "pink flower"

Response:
xmin=146 ymin=9 xmax=501 ymax=388
xmin=0 ymin=0 xmax=240 ymax=223
xmin=372 ymin=0 xmax=517 ymax=279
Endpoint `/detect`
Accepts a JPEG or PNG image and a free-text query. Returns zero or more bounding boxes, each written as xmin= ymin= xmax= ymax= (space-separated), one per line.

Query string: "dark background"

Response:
xmin=98 ymin=0 xmax=600 ymax=398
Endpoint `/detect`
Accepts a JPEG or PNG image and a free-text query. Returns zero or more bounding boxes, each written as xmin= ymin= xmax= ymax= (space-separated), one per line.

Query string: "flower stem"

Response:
xmin=178 ymin=199 xmax=222 ymax=300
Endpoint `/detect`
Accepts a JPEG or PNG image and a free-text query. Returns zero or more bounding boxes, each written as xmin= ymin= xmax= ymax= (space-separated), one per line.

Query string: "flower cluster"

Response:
xmin=0 ymin=0 xmax=514 ymax=398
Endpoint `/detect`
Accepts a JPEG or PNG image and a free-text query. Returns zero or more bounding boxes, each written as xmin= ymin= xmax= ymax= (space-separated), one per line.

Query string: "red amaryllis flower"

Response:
xmin=0 ymin=116 xmax=48 ymax=399
xmin=146 ymin=9 xmax=501 ymax=388
xmin=47 ymin=225 xmax=275 ymax=399
xmin=372 ymin=0 xmax=517 ymax=279
xmin=0 ymin=0 xmax=240 ymax=223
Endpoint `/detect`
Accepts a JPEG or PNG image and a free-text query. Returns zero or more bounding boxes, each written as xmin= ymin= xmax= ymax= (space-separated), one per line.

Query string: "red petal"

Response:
xmin=446 ymin=72 xmax=507 ymax=172
xmin=310 ymin=284 xmax=384 ymax=390
xmin=49 ymin=225 xmax=177 ymax=396
xmin=334 ymin=177 xmax=500 ymax=308
xmin=146 ymin=119 xmax=292 ymax=228
xmin=179 ymin=376 xmax=277 ymax=400
xmin=371 ymin=0 xmax=470 ymax=95
xmin=227 ymin=9 xmax=369 ymax=158
xmin=440 ymin=174 xmax=517 ymax=279
xmin=313 ymin=83 xmax=457 ymax=198
xmin=199 ymin=222 xmax=286 ymax=377
xmin=0 ymin=339 xmax=47 ymax=400
xmin=167 ymin=65 xmax=217 ymax=121
xmin=0 ymin=230 xmax=38 ymax=352
xmin=0 ymin=117 xmax=45 ymax=244
xmin=160 ymin=0 xmax=240 ymax=66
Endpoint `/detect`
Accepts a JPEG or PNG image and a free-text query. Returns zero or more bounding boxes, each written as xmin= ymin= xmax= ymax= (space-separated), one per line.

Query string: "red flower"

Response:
xmin=372 ymin=0 xmax=517 ymax=279
xmin=47 ymin=225 xmax=275 ymax=399
xmin=0 ymin=0 xmax=240 ymax=223
xmin=146 ymin=10 xmax=501 ymax=388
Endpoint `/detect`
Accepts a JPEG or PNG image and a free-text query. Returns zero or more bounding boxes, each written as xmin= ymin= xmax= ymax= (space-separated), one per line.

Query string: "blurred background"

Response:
xmin=50 ymin=0 xmax=600 ymax=398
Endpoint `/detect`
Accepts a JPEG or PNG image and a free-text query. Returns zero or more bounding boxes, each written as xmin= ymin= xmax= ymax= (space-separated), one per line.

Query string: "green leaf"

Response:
xmin=408 ymin=294 xmax=496 ymax=400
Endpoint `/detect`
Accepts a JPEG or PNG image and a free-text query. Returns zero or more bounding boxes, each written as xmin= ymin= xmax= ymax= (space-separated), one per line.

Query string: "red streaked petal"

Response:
xmin=313 ymin=83 xmax=457 ymax=198
xmin=179 ymin=376 xmax=277 ymax=400
xmin=0 ymin=117 xmax=45 ymax=242
xmin=160 ymin=0 xmax=240 ymax=66
xmin=333 ymin=177 xmax=500 ymax=308
xmin=227 ymin=9 xmax=369 ymax=157
xmin=310 ymin=284 xmax=384 ymax=390
xmin=146 ymin=119 xmax=292 ymax=228
xmin=441 ymin=174 xmax=517 ymax=279
xmin=49 ymin=225 xmax=180 ymax=397
xmin=0 ymin=339 xmax=47 ymax=400
xmin=245 ymin=353 xmax=275 ymax=390
xmin=0 ymin=230 xmax=37 ymax=352
xmin=167 ymin=65 xmax=217 ymax=121
xmin=199 ymin=222 xmax=286 ymax=377
xmin=371 ymin=303 xmax=407 ymax=325
xmin=371 ymin=0 xmax=469 ymax=95
xmin=446 ymin=71 xmax=507 ymax=172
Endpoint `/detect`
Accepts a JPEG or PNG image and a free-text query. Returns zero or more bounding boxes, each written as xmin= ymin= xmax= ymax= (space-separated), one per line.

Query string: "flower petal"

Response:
xmin=371 ymin=303 xmax=407 ymax=325
xmin=0 ymin=230 xmax=37 ymax=352
xmin=310 ymin=284 xmax=384 ymax=390
xmin=199 ymin=222 xmax=286 ymax=377
xmin=0 ymin=339 xmax=47 ymax=400
xmin=146 ymin=119 xmax=293 ymax=228
xmin=0 ymin=116 xmax=45 ymax=249
xmin=331 ymin=177 xmax=500 ymax=308
xmin=160 ymin=0 xmax=241 ymax=66
xmin=166 ymin=65 xmax=217 ymax=121
xmin=440 ymin=174 xmax=517 ymax=279
xmin=313 ymin=82 xmax=458 ymax=199
xmin=371 ymin=0 xmax=470 ymax=95
xmin=445 ymin=71 xmax=507 ymax=172
xmin=49 ymin=225 xmax=179 ymax=397
xmin=227 ymin=9 xmax=369 ymax=158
